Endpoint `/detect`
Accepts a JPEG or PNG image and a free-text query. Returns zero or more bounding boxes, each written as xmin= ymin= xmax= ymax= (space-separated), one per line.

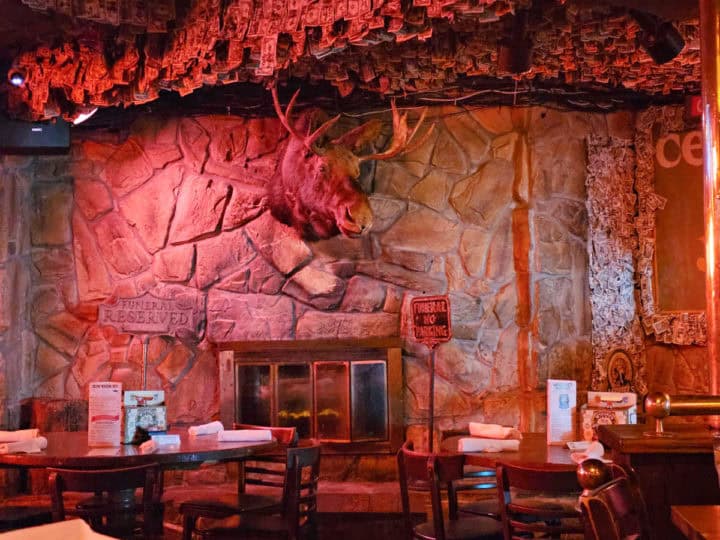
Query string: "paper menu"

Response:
xmin=88 ymin=382 xmax=122 ymax=447
xmin=546 ymin=379 xmax=577 ymax=445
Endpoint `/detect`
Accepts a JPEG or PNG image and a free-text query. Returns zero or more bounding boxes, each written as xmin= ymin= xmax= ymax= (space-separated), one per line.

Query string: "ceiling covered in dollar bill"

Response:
xmin=0 ymin=0 xmax=702 ymax=120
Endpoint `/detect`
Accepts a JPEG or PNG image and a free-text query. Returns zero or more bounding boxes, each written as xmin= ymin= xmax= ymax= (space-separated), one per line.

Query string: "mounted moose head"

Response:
xmin=268 ymin=86 xmax=433 ymax=241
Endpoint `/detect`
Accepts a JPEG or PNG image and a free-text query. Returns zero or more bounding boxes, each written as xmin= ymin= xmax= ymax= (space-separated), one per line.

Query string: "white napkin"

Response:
xmin=0 ymin=429 xmax=40 ymax=442
xmin=139 ymin=440 xmax=157 ymax=454
xmin=458 ymin=437 xmax=520 ymax=453
xmin=0 ymin=437 xmax=48 ymax=454
xmin=0 ymin=518 xmax=116 ymax=539
xmin=151 ymin=434 xmax=180 ymax=446
xmin=188 ymin=421 xmax=224 ymax=436
xmin=570 ymin=440 xmax=607 ymax=463
xmin=468 ymin=422 xmax=522 ymax=440
xmin=217 ymin=429 xmax=273 ymax=442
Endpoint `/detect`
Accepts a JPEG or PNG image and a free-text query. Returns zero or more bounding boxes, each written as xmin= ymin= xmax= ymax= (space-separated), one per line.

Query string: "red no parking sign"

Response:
xmin=411 ymin=295 xmax=452 ymax=348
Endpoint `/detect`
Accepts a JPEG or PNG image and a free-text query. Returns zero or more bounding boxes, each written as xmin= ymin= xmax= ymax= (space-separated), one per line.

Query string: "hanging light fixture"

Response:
xmin=497 ymin=9 xmax=533 ymax=75
xmin=630 ymin=9 xmax=685 ymax=65
xmin=72 ymin=107 xmax=98 ymax=125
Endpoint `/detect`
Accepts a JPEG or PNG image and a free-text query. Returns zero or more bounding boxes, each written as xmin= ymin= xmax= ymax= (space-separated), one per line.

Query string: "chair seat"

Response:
xmin=414 ymin=516 xmax=503 ymax=540
xmin=512 ymin=491 xmax=580 ymax=512
xmin=0 ymin=505 xmax=53 ymax=532
xmin=182 ymin=493 xmax=282 ymax=533
xmin=458 ymin=497 xmax=500 ymax=519
xmin=181 ymin=493 xmax=281 ymax=517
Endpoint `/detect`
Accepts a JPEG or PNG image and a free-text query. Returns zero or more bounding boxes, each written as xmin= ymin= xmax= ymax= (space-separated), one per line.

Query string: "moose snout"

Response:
xmin=339 ymin=202 xmax=373 ymax=237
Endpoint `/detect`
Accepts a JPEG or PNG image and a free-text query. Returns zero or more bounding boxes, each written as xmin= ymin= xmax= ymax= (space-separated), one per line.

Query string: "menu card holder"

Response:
xmin=547 ymin=379 xmax=576 ymax=446
xmin=88 ymin=382 xmax=122 ymax=448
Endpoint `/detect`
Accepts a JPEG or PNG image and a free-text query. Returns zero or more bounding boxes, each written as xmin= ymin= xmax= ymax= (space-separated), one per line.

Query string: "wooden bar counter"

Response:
xmin=598 ymin=423 xmax=720 ymax=540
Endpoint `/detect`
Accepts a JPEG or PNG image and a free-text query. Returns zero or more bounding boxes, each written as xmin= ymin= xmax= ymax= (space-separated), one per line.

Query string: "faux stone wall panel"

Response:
xmin=192 ymin=229 xmax=256 ymax=290
xmin=30 ymin=182 xmax=73 ymax=247
xmin=0 ymin=175 xmax=10 ymax=263
xmin=244 ymin=212 xmax=312 ymax=275
xmin=103 ymin=138 xmax=154 ymax=196
xmin=72 ymin=211 xmax=113 ymax=302
xmin=206 ymin=290 xmax=295 ymax=342
xmin=178 ymin=119 xmax=210 ymax=174
xmin=450 ymin=159 xmax=514 ymax=228
xmin=119 ymin=162 xmax=184 ymax=253
xmin=282 ymin=265 xmax=346 ymax=310
xmin=74 ymin=178 xmax=113 ymax=221
xmin=152 ymin=244 xmax=195 ymax=283
xmin=295 ymin=311 xmax=399 ymax=340
xmin=169 ymin=175 xmax=231 ymax=245
xmin=0 ymin=268 xmax=8 ymax=333
xmin=94 ymin=212 xmax=153 ymax=277
xmin=381 ymin=207 xmax=461 ymax=253
xmin=216 ymin=257 xmax=284 ymax=295
xmin=222 ymin=184 xmax=267 ymax=231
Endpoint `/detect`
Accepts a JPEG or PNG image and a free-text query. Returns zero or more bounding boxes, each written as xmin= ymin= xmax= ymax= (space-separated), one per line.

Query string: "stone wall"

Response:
xmin=0 ymin=105 xmax=624 ymax=443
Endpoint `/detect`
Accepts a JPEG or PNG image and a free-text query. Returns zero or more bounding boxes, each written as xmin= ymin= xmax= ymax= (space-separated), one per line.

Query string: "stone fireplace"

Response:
xmin=218 ymin=339 xmax=403 ymax=453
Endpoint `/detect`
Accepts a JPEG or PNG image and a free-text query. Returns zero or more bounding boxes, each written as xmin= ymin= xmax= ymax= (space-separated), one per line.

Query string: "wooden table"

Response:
xmin=598 ymin=423 xmax=720 ymax=540
xmin=0 ymin=430 xmax=276 ymax=469
xmin=441 ymin=432 xmax=579 ymax=470
xmin=672 ymin=506 xmax=720 ymax=540
xmin=0 ymin=430 xmax=276 ymax=535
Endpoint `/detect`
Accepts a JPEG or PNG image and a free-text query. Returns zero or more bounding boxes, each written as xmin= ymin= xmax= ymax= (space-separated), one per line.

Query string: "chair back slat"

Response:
xmin=500 ymin=464 xmax=580 ymax=493
xmin=282 ymin=444 xmax=321 ymax=537
xmin=429 ymin=453 xmax=469 ymax=540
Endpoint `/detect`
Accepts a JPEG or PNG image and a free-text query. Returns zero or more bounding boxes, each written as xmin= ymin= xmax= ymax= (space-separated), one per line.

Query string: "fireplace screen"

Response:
xmin=234 ymin=359 xmax=388 ymax=443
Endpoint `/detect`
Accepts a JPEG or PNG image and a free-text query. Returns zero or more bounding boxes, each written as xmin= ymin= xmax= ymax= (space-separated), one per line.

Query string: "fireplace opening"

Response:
xmin=236 ymin=359 xmax=388 ymax=442
xmin=219 ymin=339 xmax=403 ymax=453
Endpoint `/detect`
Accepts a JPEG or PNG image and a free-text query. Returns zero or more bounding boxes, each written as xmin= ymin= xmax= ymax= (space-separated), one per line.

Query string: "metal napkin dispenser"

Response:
xmin=123 ymin=390 xmax=167 ymax=444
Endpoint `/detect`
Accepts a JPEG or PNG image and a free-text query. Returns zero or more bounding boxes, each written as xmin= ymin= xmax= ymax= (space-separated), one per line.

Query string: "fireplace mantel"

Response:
xmin=217 ymin=338 xmax=403 ymax=454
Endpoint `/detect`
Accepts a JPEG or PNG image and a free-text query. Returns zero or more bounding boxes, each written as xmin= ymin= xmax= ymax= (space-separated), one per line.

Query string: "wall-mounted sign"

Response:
xmin=99 ymin=292 xmax=195 ymax=337
xmin=653 ymin=129 xmax=705 ymax=312
xmin=411 ymin=295 xmax=452 ymax=348
xmin=606 ymin=349 xmax=633 ymax=392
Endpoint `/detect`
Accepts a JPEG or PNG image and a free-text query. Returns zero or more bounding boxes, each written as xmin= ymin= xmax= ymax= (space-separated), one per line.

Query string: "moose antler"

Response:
xmin=357 ymin=100 xmax=435 ymax=163
xmin=271 ymin=85 xmax=341 ymax=152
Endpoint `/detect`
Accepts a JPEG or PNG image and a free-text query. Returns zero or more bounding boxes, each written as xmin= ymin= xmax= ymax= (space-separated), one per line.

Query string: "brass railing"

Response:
xmin=644 ymin=392 xmax=720 ymax=435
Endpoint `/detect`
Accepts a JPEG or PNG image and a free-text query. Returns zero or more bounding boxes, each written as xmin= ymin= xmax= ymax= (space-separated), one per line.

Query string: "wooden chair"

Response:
xmin=398 ymin=441 xmax=432 ymax=539
xmin=47 ymin=462 xmax=162 ymax=539
xmin=495 ymin=462 xmax=584 ymax=540
xmin=188 ymin=444 xmax=321 ymax=540
xmin=179 ymin=424 xmax=298 ymax=540
xmin=577 ymin=459 xmax=653 ymax=540
xmin=397 ymin=442 xmax=502 ymax=540
xmin=440 ymin=429 xmax=500 ymax=520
